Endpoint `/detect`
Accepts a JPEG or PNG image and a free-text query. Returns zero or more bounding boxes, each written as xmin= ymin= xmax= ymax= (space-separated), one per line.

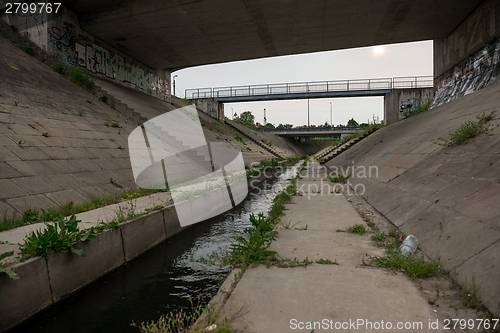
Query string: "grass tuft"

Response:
xmin=347 ymin=224 xmax=366 ymax=235
xmin=69 ymin=68 xmax=94 ymax=91
xmin=20 ymin=46 xmax=34 ymax=55
xmin=52 ymin=65 xmax=65 ymax=75
xmin=438 ymin=110 xmax=496 ymax=146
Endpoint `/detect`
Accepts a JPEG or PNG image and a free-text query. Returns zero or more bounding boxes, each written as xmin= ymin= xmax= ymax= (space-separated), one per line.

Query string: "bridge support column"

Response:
xmin=191 ymin=98 xmax=225 ymax=123
xmin=384 ymin=88 xmax=434 ymax=124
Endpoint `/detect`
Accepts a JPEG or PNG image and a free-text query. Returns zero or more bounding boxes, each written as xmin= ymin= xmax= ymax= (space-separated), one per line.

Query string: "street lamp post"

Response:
xmin=307 ymin=99 xmax=310 ymax=127
xmin=330 ymin=102 xmax=332 ymax=127
xmin=173 ymin=75 xmax=178 ymax=97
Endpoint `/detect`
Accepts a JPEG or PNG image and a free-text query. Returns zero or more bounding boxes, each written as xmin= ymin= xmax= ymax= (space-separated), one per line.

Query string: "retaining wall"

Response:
xmin=0 ymin=205 xmax=187 ymax=332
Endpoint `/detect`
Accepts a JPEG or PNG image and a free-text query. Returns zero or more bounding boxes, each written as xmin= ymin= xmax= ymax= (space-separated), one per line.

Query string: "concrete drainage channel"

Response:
xmin=3 ymin=162 xmax=302 ymax=333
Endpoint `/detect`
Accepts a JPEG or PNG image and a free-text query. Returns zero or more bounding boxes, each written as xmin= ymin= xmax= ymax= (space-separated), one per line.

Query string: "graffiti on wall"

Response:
xmin=8 ymin=11 xmax=46 ymax=46
xmin=432 ymin=40 xmax=500 ymax=109
xmin=47 ymin=22 xmax=168 ymax=98
xmin=400 ymin=98 xmax=420 ymax=116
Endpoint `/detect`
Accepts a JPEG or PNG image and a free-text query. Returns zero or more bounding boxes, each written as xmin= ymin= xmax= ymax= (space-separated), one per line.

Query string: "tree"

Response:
xmin=347 ymin=118 xmax=359 ymax=127
xmin=233 ymin=111 xmax=255 ymax=129
xmin=276 ymin=123 xmax=293 ymax=129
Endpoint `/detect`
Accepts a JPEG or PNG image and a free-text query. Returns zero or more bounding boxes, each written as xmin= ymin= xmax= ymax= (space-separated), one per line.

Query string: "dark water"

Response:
xmin=8 ymin=162 xmax=301 ymax=333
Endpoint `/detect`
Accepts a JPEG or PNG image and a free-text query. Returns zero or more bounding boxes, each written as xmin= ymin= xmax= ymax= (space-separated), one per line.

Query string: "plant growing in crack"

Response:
xmin=0 ymin=251 xmax=18 ymax=279
xmin=19 ymin=215 xmax=95 ymax=260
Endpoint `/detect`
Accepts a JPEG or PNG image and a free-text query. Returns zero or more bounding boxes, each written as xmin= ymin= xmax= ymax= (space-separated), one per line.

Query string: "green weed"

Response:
xmin=228 ymin=213 xmax=278 ymax=268
xmin=0 ymin=251 xmax=18 ymax=279
xmin=99 ymin=95 xmax=108 ymax=103
xmin=460 ymin=275 xmax=483 ymax=310
xmin=132 ymin=299 xmax=237 ymax=333
xmin=316 ymin=258 xmax=339 ymax=265
xmin=364 ymin=232 xmax=442 ymax=279
xmin=19 ymin=215 xmax=95 ymax=260
xmin=261 ymin=138 xmax=273 ymax=146
xmin=347 ymin=224 xmax=366 ymax=235
xmin=329 ymin=173 xmax=350 ymax=183
xmin=0 ymin=188 xmax=168 ymax=232
xmin=20 ymin=46 xmax=34 ymax=55
xmin=70 ymin=68 xmax=94 ymax=91
xmin=52 ymin=65 xmax=65 ymax=75
xmin=438 ymin=110 xmax=496 ymax=146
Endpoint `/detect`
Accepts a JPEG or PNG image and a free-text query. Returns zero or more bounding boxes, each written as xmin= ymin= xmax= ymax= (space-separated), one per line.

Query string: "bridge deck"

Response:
xmin=186 ymin=76 xmax=433 ymax=102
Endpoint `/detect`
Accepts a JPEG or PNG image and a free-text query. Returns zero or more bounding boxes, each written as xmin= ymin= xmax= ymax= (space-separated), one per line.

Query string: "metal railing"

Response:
xmin=257 ymin=126 xmax=364 ymax=133
xmin=185 ymin=76 xmax=433 ymax=100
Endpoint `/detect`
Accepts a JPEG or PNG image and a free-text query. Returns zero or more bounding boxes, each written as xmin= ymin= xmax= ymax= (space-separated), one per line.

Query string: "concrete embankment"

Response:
xmin=0 ymin=32 xmax=296 ymax=219
xmin=326 ymin=81 xmax=500 ymax=316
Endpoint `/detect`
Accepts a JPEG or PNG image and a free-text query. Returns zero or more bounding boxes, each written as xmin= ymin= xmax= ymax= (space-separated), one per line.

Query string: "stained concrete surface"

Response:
xmin=220 ymin=160 xmax=442 ymax=332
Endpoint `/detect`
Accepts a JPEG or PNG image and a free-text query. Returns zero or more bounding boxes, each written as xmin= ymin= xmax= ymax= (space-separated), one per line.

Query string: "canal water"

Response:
xmin=9 ymin=162 xmax=302 ymax=333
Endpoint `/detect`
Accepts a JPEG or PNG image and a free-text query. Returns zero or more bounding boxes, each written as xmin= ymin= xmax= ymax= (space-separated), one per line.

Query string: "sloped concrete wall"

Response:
xmin=326 ymin=81 xmax=500 ymax=316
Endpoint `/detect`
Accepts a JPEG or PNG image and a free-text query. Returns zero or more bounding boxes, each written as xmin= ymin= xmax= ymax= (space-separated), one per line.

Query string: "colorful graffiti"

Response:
xmin=432 ymin=41 xmax=500 ymax=109
xmin=47 ymin=22 xmax=168 ymax=98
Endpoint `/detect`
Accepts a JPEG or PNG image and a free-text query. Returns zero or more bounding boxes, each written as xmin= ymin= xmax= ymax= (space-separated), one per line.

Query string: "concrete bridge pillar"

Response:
xmin=191 ymin=98 xmax=225 ymax=123
xmin=384 ymin=88 xmax=434 ymax=124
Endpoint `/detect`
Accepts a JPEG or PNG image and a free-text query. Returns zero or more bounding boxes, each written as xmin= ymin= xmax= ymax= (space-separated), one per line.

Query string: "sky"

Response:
xmin=172 ymin=40 xmax=433 ymax=127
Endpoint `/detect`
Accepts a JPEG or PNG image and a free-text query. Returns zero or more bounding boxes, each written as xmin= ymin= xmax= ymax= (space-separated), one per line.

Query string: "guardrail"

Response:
xmin=185 ymin=76 xmax=433 ymax=100
xmin=257 ymin=126 xmax=364 ymax=133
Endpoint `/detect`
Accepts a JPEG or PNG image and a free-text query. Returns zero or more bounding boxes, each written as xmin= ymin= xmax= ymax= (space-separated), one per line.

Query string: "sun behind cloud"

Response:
xmin=372 ymin=45 xmax=385 ymax=56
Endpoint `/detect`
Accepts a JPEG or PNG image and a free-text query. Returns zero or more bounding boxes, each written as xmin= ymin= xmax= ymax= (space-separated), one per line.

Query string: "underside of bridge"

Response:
xmin=60 ymin=0 xmax=484 ymax=73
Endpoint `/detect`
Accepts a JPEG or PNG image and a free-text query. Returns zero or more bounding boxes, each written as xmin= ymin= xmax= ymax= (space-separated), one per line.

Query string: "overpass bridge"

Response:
xmin=186 ymin=76 xmax=432 ymax=102
xmin=257 ymin=126 xmax=364 ymax=137
xmin=187 ymin=76 xmax=434 ymax=124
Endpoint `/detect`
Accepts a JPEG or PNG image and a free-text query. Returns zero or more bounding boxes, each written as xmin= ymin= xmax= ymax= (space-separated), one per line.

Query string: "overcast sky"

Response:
xmin=173 ymin=40 xmax=433 ymax=127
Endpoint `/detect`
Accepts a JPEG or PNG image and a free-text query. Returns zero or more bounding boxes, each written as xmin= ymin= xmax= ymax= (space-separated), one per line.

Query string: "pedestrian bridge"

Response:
xmin=186 ymin=76 xmax=433 ymax=102
xmin=257 ymin=126 xmax=364 ymax=137
xmin=187 ymin=76 xmax=434 ymax=124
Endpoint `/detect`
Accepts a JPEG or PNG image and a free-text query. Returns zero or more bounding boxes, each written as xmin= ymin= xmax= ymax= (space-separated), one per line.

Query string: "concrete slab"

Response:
xmin=386 ymin=196 xmax=433 ymax=227
xmin=11 ymin=175 xmax=62 ymax=195
xmin=222 ymin=265 xmax=439 ymax=333
xmin=281 ymin=194 xmax=365 ymax=231
xmin=163 ymin=205 xmax=186 ymax=238
xmin=270 ymin=229 xmax=384 ymax=266
xmin=45 ymin=189 xmax=88 ymax=206
xmin=452 ymin=184 xmax=500 ymax=221
xmin=7 ymin=160 xmax=54 ymax=176
xmin=455 ymin=239 xmax=500 ymax=316
xmin=7 ymin=194 xmax=57 ymax=212
xmin=121 ymin=210 xmax=166 ymax=261
xmin=48 ymin=228 xmax=125 ymax=303
xmin=0 ymin=179 xmax=29 ymax=199
xmin=0 ymin=162 xmax=23 ymax=179
xmin=0 ymin=257 xmax=53 ymax=332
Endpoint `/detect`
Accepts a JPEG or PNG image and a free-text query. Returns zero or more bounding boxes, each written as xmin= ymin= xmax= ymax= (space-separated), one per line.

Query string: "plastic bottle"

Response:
xmin=399 ymin=235 xmax=418 ymax=257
